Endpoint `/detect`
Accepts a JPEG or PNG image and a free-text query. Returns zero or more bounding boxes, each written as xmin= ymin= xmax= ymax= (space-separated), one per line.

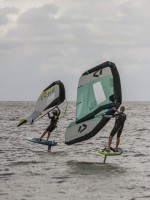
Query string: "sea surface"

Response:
xmin=0 ymin=101 xmax=150 ymax=200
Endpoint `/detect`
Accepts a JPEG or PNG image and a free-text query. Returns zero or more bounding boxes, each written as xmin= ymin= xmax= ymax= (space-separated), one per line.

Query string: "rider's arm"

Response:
xmin=103 ymin=107 xmax=119 ymax=118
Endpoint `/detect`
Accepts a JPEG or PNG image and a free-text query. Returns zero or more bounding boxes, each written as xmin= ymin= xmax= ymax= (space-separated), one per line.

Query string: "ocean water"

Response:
xmin=0 ymin=101 xmax=150 ymax=200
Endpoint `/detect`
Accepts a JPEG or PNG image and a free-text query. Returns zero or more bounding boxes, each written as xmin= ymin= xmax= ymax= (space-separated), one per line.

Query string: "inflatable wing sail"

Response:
xmin=65 ymin=61 xmax=122 ymax=145
xmin=17 ymin=80 xmax=65 ymax=127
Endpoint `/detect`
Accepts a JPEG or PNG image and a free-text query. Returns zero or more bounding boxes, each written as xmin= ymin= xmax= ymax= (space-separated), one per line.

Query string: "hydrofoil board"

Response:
xmin=98 ymin=147 xmax=123 ymax=156
xmin=27 ymin=137 xmax=57 ymax=146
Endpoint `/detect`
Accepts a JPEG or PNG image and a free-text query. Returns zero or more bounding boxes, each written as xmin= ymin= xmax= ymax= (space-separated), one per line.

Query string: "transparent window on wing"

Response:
xmin=93 ymin=82 xmax=106 ymax=105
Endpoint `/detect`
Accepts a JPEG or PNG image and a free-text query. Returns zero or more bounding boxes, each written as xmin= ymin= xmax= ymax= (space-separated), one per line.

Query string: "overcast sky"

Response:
xmin=0 ymin=0 xmax=150 ymax=101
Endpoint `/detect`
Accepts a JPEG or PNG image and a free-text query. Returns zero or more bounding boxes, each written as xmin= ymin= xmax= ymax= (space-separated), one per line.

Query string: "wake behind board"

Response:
xmin=98 ymin=147 xmax=123 ymax=156
xmin=27 ymin=137 xmax=57 ymax=146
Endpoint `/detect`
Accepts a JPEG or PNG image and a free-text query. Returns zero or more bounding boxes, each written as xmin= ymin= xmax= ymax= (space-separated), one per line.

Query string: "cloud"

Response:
xmin=0 ymin=0 xmax=150 ymax=100
xmin=0 ymin=6 xmax=18 ymax=25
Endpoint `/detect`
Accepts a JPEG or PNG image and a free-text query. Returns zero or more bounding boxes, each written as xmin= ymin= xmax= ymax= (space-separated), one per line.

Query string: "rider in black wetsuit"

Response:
xmin=40 ymin=107 xmax=60 ymax=142
xmin=104 ymin=106 xmax=126 ymax=152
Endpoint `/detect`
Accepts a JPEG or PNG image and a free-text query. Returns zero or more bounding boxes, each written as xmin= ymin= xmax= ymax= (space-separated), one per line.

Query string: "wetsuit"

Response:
xmin=110 ymin=112 xmax=126 ymax=138
xmin=46 ymin=108 xmax=60 ymax=132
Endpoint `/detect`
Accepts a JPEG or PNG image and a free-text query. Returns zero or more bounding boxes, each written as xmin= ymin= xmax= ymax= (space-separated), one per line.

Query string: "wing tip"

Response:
xmin=17 ymin=119 xmax=27 ymax=127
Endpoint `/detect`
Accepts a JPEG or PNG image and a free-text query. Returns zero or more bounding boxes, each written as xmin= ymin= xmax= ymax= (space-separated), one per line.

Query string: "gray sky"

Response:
xmin=0 ymin=0 xmax=150 ymax=101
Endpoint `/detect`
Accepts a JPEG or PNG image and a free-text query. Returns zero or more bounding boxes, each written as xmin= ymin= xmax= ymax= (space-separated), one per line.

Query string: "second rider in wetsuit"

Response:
xmin=40 ymin=107 xmax=60 ymax=141
xmin=104 ymin=106 xmax=126 ymax=152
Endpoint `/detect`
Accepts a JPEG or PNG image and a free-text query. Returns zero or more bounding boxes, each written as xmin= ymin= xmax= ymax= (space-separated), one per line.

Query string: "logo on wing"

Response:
xmin=93 ymin=69 xmax=102 ymax=77
xmin=78 ymin=124 xmax=87 ymax=133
